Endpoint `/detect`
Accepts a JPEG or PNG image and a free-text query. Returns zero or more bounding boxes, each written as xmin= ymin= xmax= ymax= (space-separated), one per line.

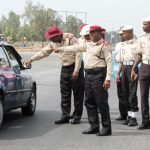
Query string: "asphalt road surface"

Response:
xmin=0 ymin=52 xmax=150 ymax=150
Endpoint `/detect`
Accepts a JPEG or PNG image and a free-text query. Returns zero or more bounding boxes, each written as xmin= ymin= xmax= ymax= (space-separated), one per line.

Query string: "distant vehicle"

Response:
xmin=0 ymin=34 xmax=5 ymax=41
xmin=0 ymin=41 xmax=37 ymax=128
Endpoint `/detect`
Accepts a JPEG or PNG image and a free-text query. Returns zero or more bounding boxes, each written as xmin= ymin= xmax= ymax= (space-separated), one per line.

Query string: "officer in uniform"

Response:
xmin=131 ymin=17 xmax=150 ymax=129
xmin=26 ymin=26 xmax=84 ymax=124
xmin=54 ymin=25 xmax=112 ymax=136
xmin=78 ymin=24 xmax=91 ymax=63
xmin=78 ymin=24 xmax=91 ymax=43
xmin=69 ymin=24 xmax=91 ymax=119
xmin=115 ymin=30 xmax=128 ymax=121
xmin=117 ymin=25 xmax=139 ymax=126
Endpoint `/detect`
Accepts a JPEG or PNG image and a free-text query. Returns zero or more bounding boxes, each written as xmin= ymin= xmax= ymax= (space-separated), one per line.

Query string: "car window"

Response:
xmin=0 ymin=46 xmax=10 ymax=68
xmin=4 ymin=46 xmax=20 ymax=72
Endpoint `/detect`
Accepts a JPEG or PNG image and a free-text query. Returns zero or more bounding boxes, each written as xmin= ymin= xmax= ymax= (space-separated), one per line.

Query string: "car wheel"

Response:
xmin=21 ymin=86 xmax=36 ymax=116
xmin=0 ymin=96 xmax=4 ymax=128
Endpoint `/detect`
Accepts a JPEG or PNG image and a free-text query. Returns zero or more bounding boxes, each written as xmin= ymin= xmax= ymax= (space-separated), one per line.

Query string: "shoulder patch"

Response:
xmin=102 ymin=40 xmax=109 ymax=46
xmin=66 ymin=33 xmax=74 ymax=40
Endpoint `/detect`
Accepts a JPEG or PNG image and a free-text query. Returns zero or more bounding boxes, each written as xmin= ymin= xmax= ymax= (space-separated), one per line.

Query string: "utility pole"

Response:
xmin=54 ymin=11 xmax=87 ymax=23
xmin=54 ymin=10 xmax=87 ymax=36
xmin=46 ymin=10 xmax=87 ymax=37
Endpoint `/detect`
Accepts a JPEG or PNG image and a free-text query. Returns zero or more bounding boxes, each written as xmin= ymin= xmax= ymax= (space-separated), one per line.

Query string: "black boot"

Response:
xmin=128 ymin=117 xmax=138 ymax=127
xmin=69 ymin=114 xmax=74 ymax=119
xmin=96 ymin=127 xmax=112 ymax=136
xmin=71 ymin=118 xmax=80 ymax=124
xmin=137 ymin=122 xmax=150 ymax=130
xmin=122 ymin=116 xmax=131 ymax=125
xmin=55 ymin=118 xmax=69 ymax=124
xmin=82 ymin=126 xmax=99 ymax=134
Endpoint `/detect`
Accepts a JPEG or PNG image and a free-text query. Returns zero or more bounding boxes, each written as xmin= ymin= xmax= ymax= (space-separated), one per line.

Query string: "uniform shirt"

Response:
xmin=78 ymin=37 xmax=86 ymax=64
xmin=31 ymin=33 xmax=82 ymax=73
xmin=137 ymin=33 xmax=150 ymax=60
xmin=115 ymin=42 xmax=122 ymax=52
xmin=77 ymin=36 xmax=91 ymax=64
xmin=78 ymin=36 xmax=86 ymax=45
xmin=114 ymin=42 xmax=123 ymax=62
xmin=119 ymin=38 xmax=138 ymax=62
xmin=59 ymin=39 xmax=112 ymax=81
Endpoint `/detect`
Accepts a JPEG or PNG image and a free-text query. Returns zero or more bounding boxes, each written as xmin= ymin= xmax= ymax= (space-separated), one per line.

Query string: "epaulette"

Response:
xmin=66 ymin=33 xmax=74 ymax=40
xmin=102 ymin=40 xmax=109 ymax=46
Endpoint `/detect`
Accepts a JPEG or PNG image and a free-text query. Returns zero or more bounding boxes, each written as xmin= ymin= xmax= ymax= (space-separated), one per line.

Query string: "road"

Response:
xmin=0 ymin=52 xmax=150 ymax=150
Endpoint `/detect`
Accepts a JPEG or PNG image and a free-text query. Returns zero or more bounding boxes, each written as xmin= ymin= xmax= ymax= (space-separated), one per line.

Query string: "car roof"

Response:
xmin=0 ymin=41 xmax=11 ymax=46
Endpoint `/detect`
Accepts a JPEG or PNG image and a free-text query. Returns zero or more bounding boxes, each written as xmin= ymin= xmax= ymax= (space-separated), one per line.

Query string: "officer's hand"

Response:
xmin=116 ymin=74 xmax=121 ymax=83
xmin=103 ymin=80 xmax=110 ymax=90
xmin=25 ymin=58 xmax=32 ymax=67
xmin=131 ymin=70 xmax=138 ymax=81
xmin=22 ymin=62 xmax=31 ymax=69
xmin=53 ymin=48 xmax=60 ymax=53
xmin=72 ymin=72 xmax=79 ymax=80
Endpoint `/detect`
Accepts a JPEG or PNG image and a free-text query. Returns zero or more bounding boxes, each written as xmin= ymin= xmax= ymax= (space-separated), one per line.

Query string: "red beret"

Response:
xmin=101 ymin=28 xmax=106 ymax=32
xmin=90 ymin=25 xmax=102 ymax=32
xmin=45 ymin=26 xmax=63 ymax=39
xmin=101 ymin=28 xmax=106 ymax=35
xmin=80 ymin=24 xmax=88 ymax=30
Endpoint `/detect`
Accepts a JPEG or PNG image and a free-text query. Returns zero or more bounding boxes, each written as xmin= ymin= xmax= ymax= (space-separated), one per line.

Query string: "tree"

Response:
xmin=23 ymin=0 xmax=61 ymax=41
xmin=6 ymin=11 xmax=20 ymax=41
xmin=65 ymin=15 xmax=83 ymax=37
xmin=0 ymin=15 xmax=7 ymax=35
xmin=0 ymin=0 xmax=85 ymax=42
xmin=0 ymin=12 xmax=20 ymax=42
xmin=18 ymin=24 xmax=31 ymax=40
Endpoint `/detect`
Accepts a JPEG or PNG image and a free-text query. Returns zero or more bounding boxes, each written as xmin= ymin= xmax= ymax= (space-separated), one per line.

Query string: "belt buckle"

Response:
xmin=128 ymin=61 xmax=134 ymax=65
xmin=123 ymin=61 xmax=128 ymax=65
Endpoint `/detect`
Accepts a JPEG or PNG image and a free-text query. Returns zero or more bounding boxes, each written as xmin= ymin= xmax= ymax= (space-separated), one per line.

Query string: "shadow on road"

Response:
xmin=0 ymin=110 xmax=60 ymax=140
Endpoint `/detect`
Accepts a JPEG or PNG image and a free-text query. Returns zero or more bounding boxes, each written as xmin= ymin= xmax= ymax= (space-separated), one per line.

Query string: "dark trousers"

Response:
xmin=122 ymin=65 xmax=138 ymax=112
xmin=60 ymin=62 xmax=84 ymax=119
xmin=140 ymin=63 xmax=150 ymax=123
xmin=84 ymin=67 xmax=111 ymax=130
xmin=117 ymin=80 xmax=127 ymax=117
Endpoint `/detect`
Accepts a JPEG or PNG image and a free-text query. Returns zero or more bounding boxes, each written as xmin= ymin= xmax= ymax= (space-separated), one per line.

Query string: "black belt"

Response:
xmin=85 ymin=67 xmax=106 ymax=74
xmin=62 ymin=63 xmax=75 ymax=69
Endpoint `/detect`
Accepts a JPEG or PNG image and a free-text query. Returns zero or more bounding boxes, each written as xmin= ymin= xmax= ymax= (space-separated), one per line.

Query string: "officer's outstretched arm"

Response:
xmin=55 ymin=43 xmax=87 ymax=53
xmin=26 ymin=44 xmax=54 ymax=66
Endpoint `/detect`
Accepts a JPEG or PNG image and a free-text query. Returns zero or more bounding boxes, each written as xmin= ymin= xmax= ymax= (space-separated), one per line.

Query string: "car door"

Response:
xmin=4 ymin=46 xmax=32 ymax=106
xmin=0 ymin=45 xmax=19 ymax=110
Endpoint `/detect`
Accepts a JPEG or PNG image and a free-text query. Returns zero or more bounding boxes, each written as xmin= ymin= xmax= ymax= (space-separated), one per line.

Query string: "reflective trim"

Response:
xmin=6 ymin=89 xmax=31 ymax=94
